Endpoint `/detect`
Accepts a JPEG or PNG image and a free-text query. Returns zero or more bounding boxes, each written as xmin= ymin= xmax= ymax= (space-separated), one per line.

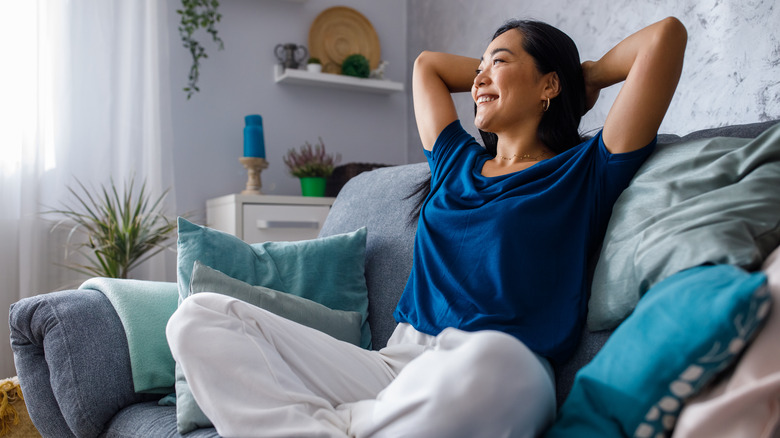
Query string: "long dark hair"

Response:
xmin=408 ymin=19 xmax=586 ymax=223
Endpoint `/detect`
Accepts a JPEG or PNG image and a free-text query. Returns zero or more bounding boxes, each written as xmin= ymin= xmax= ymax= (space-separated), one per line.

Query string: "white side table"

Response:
xmin=206 ymin=194 xmax=336 ymax=243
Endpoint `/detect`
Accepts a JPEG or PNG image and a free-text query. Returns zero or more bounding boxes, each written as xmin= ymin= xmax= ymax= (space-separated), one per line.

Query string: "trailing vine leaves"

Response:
xmin=177 ymin=0 xmax=224 ymax=99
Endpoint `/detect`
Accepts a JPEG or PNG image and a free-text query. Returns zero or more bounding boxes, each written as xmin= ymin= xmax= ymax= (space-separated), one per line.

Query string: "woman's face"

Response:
xmin=472 ymin=29 xmax=547 ymax=133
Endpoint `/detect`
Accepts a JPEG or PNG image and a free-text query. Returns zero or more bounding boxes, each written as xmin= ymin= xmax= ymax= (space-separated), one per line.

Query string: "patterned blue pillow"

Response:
xmin=545 ymin=264 xmax=771 ymax=438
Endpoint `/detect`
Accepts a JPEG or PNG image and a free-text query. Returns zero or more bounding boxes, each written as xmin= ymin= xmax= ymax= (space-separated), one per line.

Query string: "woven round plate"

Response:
xmin=308 ymin=6 xmax=380 ymax=74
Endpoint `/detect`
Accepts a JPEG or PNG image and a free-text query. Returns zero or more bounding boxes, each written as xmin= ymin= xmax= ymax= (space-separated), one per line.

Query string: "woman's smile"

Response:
xmin=476 ymin=95 xmax=498 ymax=104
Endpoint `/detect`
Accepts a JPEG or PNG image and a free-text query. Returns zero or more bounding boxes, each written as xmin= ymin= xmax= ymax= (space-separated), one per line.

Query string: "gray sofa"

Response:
xmin=9 ymin=120 xmax=780 ymax=437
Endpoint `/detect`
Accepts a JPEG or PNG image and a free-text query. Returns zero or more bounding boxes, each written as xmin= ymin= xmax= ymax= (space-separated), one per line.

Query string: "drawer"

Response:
xmin=242 ymin=204 xmax=330 ymax=243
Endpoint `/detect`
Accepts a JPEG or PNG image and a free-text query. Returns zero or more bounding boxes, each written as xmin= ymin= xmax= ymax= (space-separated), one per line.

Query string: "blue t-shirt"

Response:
xmin=393 ymin=120 xmax=656 ymax=364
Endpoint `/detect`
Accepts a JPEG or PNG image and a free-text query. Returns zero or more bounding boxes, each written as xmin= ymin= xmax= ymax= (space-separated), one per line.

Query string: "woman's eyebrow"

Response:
xmin=480 ymin=47 xmax=515 ymax=61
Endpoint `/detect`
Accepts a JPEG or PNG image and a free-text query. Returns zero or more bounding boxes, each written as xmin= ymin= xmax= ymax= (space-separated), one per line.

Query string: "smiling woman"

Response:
xmin=164 ymin=15 xmax=687 ymax=438
xmin=400 ymin=15 xmax=685 ymax=434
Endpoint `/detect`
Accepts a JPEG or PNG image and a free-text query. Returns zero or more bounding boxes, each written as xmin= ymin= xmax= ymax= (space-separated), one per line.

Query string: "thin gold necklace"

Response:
xmin=496 ymin=150 xmax=550 ymax=162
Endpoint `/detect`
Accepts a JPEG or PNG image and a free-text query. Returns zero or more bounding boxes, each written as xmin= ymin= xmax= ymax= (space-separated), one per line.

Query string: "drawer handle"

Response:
xmin=256 ymin=220 xmax=320 ymax=229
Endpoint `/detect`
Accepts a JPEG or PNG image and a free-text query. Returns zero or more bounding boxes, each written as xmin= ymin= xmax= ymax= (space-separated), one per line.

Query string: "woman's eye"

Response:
xmin=475 ymin=69 xmax=482 ymax=75
xmin=493 ymin=58 xmax=505 ymax=65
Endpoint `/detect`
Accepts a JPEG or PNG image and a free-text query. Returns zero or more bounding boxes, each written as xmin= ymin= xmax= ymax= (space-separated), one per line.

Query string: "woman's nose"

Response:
xmin=474 ymin=70 xmax=488 ymax=87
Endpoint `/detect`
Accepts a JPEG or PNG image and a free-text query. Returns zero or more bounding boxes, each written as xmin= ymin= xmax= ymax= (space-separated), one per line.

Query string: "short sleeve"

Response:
xmin=424 ymin=120 xmax=483 ymax=184
xmin=595 ymin=132 xmax=657 ymax=207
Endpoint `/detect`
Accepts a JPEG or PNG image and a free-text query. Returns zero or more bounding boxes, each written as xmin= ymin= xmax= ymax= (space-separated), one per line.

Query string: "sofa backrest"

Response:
xmin=319 ymin=163 xmax=427 ymax=349
xmin=320 ymin=119 xmax=780 ymax=405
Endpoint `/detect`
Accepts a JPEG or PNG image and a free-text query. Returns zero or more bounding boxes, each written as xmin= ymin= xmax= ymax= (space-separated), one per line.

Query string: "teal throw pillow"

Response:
xmin=545 ymin=264 xmax=771 ymax=438
xmin=174 ymin=261 xmax=364 ymax=433
xmin=589 ymin=123 xmax=780 ymax=331
xmin=174 ymin=218 xmax=370 ymax=434
xmin=176 ymin=217 xmax=371 ymax=348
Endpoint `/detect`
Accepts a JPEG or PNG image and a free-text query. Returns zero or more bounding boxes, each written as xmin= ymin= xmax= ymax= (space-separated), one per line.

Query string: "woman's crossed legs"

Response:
xmin=167 ymin=292 xmax=555 ymax=438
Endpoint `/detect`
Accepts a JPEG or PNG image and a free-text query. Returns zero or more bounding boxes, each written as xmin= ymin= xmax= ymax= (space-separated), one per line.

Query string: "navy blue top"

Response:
xmin=394 ymin=120 xmax=656 ymax=364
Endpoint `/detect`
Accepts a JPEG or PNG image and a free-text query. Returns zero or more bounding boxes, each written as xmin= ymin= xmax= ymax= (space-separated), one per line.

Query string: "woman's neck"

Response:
xmin=493 ymin=127 xmax=550 ymax=166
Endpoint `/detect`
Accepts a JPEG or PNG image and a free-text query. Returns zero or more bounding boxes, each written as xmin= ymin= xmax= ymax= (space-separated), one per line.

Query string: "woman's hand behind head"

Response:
xmin=581 ymin=60 xmax=601 ymax=115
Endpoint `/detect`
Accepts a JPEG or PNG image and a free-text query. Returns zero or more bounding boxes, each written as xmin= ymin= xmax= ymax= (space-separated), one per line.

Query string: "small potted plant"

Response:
xmin=341 ymin=54 xmax=370 ymax=78
xmin=283 ymin=138 xmax=340 ymax=197
xmin=46 ymin=177 xmax=178 ymax=279
xmin=307 ymin=57 xmax=322 ymax=73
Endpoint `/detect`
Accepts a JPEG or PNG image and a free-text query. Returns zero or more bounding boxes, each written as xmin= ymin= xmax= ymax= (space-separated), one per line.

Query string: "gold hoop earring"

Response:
xmin=543 ymin=97 xmax=550 ymax=112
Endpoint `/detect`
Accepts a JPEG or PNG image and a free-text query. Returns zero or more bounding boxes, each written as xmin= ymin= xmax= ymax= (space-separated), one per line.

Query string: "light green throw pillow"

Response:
xmin=589 ymin=124 xmax=780 ymax=331
xmin=175 ymin=261 xmax=364 ymax=433
xmin=190 ymin=261 xmax=363 ymax=344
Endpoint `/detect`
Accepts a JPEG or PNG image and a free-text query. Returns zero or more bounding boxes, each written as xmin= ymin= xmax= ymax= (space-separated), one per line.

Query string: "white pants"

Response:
xmin=166 ymin=292 xmax=556 ymax=438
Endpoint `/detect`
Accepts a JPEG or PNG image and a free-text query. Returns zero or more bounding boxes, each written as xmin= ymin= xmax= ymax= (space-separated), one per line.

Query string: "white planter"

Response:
xmin=307 ymin=64 xmax=322 ymax=73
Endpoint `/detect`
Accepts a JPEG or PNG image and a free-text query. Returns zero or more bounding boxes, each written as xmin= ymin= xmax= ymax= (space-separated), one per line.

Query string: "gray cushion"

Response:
xmin=589 ymin=121 xmax=780 ymax=330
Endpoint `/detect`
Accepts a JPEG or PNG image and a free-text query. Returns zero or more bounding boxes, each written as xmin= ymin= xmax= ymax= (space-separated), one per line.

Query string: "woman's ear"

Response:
xmin=543 ymin=72 xmax=561 ymax=99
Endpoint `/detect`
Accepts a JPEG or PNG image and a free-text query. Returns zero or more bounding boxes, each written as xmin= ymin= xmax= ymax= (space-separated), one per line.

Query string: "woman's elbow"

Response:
xmin=659 ymin=17 xmax=688 ymax=52
xmin=414 ymin=51 xmax=436 ymax=72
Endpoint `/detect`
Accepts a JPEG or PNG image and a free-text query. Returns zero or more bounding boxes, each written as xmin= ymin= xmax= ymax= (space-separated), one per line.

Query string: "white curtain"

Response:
xmin=0 ymin=0 xmax=176 ymax=378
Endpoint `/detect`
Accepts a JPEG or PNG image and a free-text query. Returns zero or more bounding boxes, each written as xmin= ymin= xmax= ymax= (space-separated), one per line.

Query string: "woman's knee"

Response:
xmin=441 ymin=330 xmax=555 ymax=408
xmin=442 ymin=330 xmax=534 ymax=371
xmin=166 ymin=292 xmax=233 ymax=358
xmin=463 ymin=332 xmax=556 ymax=431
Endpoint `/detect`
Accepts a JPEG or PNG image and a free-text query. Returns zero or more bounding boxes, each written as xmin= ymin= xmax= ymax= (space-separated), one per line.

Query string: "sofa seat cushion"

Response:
xmin=103 ymin=402 xmax=219 ymax=438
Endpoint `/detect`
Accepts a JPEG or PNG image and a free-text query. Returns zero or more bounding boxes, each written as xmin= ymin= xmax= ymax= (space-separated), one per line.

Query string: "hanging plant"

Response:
xmin=177 ymin=0 xmax=224 ymax=99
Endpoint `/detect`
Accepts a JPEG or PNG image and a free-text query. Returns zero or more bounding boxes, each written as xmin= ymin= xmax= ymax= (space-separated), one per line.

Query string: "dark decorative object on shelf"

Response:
xmin=177 ymin=0 xmax=224 ymax=99
xmin=274 ymin=43 xmax=308 ymax=70
xmin=325 ymin=162 xmax=391 ymax=197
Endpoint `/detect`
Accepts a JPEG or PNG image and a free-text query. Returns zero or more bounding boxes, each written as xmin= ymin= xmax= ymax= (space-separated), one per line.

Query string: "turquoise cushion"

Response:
xmin=174 ymin=218 xmax=370 ymax=434
xmin=174 ymin=261 xmax=364 ymax=433
xmin=589 ymin=123 xmax=780 ymax=331
xmin=176 ymin=217 xmax=371 ymax=348
xmin=545 ymin=265 xmax=771 ymax=438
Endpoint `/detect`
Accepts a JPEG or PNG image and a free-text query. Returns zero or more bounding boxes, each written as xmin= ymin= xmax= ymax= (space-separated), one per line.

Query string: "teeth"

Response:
xmin=477 ymin=96 xmax=497 ymax=104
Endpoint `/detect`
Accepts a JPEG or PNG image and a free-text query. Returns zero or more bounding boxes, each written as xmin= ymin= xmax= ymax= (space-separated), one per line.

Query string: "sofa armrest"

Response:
xmin=10 ymin=289 xmax=151 ymax=438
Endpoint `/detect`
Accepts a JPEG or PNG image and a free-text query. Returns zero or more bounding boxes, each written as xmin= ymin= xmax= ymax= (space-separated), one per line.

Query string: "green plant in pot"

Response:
xmin=307 ymin=57 xmax=322 ymax=73
xmin=283 ymin=138 xmax=341 ymax=197
xmin=47 ymin=177 xmax=178 ymax=279
xmin=341 ymin=54 xmax=370 ymax=78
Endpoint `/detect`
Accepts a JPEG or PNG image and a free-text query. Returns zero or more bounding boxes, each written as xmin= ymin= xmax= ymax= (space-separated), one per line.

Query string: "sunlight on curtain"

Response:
xmin=0 ymin=0 xmax=175 ymax=378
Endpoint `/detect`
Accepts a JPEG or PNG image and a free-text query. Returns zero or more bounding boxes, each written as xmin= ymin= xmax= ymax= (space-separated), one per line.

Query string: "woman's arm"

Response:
xmin=584 ymin=17 xmax=687 ymax=154
xmin=412 ymin=51 xmax=480 ymax=151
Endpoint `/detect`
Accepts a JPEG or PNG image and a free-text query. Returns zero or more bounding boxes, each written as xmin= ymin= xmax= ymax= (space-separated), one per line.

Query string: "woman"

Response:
xmin=167 ymin=17 xmax=686 ymax=438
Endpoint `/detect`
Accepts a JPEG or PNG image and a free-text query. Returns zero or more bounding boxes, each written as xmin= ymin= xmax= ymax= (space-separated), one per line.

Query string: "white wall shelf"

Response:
xmin=274 ymin=65 xmax=404 ymax=94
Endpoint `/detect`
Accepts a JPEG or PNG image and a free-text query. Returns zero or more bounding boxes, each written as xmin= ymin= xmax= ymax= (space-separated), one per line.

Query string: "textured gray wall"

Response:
xmin=406 ymin=0 xmax=780 ymax=163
